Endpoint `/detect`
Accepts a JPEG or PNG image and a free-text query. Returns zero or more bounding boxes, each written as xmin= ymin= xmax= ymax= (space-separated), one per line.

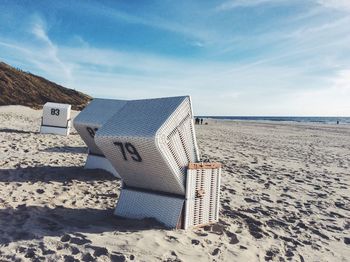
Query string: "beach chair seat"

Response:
xmin=73 ymin=99 xmax=127 ymax=178
xmin=113 ymin=162 xmax=221 ymax=229
xmin=40 ymin=102 xmax=72 ymax=136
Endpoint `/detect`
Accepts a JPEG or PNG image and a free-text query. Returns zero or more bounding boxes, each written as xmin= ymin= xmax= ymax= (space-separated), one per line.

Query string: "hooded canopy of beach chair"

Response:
xmin=73 ymin=98 xmax=127 ymax=156
xmin=95 ymin=96 xmax=200 ymax=195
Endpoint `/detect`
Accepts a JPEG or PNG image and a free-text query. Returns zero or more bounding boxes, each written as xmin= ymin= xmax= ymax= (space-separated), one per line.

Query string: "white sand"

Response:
xmin=0 ymin=106 xmax=349 ymax=261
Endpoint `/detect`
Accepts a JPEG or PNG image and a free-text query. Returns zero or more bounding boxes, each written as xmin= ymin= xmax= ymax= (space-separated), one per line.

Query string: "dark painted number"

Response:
xmin=125 ymin=142 xmax=142 ymax=162
xmin=113 ymin=142 xmax=142 ymax=162
xmin=51 ymin=108 xmax=60 ymax=116
xmin=114 ymin=142 xmax=127 ymax=161
xmin=86 ymin=127 xmax=98 ymax=138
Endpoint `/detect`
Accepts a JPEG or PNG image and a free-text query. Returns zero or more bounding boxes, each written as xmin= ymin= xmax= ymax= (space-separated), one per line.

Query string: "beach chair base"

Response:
xmin=114 ymin=162 xmax=222 ymax=229
xmin=85 ymin=153 xmax=121 ymax=178
xmin=40 ymin=125 xmax=71 ymax=136
xmin=114 ymin=188 xmax=184 ymax=229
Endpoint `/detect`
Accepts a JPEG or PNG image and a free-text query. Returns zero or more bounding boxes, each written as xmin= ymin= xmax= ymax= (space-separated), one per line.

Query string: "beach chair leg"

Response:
xmin=84 ymin=153 xmax=121 ymax=178
xmin=114 ymin=188 xmax=184 ymax=229
xmin=40 ymin=126 xmax=70 ymax=136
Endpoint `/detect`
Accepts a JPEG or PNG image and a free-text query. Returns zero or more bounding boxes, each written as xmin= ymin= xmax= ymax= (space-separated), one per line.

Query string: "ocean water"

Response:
xmin=196 ymin=116 xmax=350 ymax=125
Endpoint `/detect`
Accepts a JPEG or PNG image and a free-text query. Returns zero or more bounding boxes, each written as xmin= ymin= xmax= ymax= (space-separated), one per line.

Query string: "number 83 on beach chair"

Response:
xmin=40 ymin=102 xmax=72 ymax=136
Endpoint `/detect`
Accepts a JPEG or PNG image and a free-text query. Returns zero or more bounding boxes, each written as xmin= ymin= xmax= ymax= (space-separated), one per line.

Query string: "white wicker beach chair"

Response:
xmin=73 ymin=98 xmax=127 ymax=178
xmin=95 ymin=96 xmax=221 ymax=229
xmin=40 ymin=102 xmax=72 ymax=136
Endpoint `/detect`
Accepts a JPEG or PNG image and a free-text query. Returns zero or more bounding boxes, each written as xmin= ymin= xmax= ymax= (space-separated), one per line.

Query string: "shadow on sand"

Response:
xmin=42 ymin=146 xmax=88 ymax=154
xmin=0 ymin=165 xmax=163 ymax=246
xmin=0 ymin=205 xmax=163 ymax=245
xmin=0 ymin=128 xmax=37 ymax=134
xmin=0 ymin=165 xmax=117 ymax=182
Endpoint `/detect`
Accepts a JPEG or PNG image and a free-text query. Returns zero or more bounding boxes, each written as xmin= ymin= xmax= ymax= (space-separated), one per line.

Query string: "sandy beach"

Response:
xmin=0 ymin=106 xmax=349 ymax=262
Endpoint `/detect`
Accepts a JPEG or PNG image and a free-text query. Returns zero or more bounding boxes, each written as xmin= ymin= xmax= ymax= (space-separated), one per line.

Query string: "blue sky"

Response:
xmin=1 ymin=0 xmax=350 ymax=116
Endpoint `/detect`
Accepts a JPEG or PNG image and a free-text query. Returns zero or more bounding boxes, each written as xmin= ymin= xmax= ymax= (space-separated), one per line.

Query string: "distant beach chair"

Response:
xmin=73 ymin=99 xmax=127 ymax=178
xmin=40 ymin=102 xmax=72 ymax=136
xmin=95 ymin=96 xmax=221 ymax=229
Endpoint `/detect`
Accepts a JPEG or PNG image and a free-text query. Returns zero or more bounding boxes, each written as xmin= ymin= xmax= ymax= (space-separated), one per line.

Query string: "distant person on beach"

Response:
xmin=195 ymin=117 xmax=200 ymax=125
xmin=337 ymin=120 xmax=339 ymax=124
xmin=200 ymin=118 xmax=203 ymax=125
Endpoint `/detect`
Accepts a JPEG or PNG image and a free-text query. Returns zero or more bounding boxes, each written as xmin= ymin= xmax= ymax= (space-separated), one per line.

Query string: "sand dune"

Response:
xmin=0 ymin=106 xmax=349 ymax=261
xmin=0 ymin=61 xmax=91 ymax=110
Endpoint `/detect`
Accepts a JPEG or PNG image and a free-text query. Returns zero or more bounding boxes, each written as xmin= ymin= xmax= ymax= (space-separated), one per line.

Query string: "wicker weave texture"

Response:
xmin=115 ymin=188 xmax=184 ymax=228
xmin=184 ymin=166 xmax=221 ymax=229
xmin=95 ymin=96 xmax=200 ymax=195
xmin=73 ymin=99 xmax=127 ymax=155
xmin=42 ymin=102 xmax=71 ymax=128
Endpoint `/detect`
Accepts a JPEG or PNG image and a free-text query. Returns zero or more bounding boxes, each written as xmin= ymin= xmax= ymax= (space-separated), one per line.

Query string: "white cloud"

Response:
xmin=71 ymin=35 xmax=90 ymax=48
xmin=316 ymin=0 xmax=350 ymax=11
xmin=1 ymin=6 xmax=350 ymax=116
xmin=333 ymin=69 xmax=350 ymax=91
xmin=191 ymin=41 xmax=205 ymax=48
xmin=2 ymin=36 xmax=349 ymax=115
xmin=218 ymin=0 xmax=350 ymax=12
xmin=30 ymin=15 xmax=72 ymax=83
xmin=75 ymin=3 xmax=212 ymax=44
xmin=293 ymin=69 xmax=350 ymax=116
xmin=217 ymin=0 xmax=287 ymax=11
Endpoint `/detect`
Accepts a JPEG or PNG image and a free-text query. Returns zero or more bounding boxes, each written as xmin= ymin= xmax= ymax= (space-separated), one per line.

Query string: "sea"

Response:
xmin=196 ymin=116 xmax=350 ymax=125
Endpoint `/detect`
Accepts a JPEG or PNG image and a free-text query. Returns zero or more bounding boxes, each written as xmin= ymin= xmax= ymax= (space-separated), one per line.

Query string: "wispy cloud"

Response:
xmin=316 ymin=0 xmax=350 ymax=11
xmin=218 ymin=0 xmax=350 ymax=12
xmin=294 ymin=69 xmax=350 ymax=116
xmin=217 ymin=0 xmax=287 ymax=11
xmin=333 ymin=69 xmax=350 ymax=91
xmin=29 ymin=15 xmax=72 ymax=82
xmin=1 ymin=1 xmax=349 ymax=115
xmin=70 ymin=2 xmax=212 ymax=44
xmin=1 ymin=26 xmax=348 ymax=115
